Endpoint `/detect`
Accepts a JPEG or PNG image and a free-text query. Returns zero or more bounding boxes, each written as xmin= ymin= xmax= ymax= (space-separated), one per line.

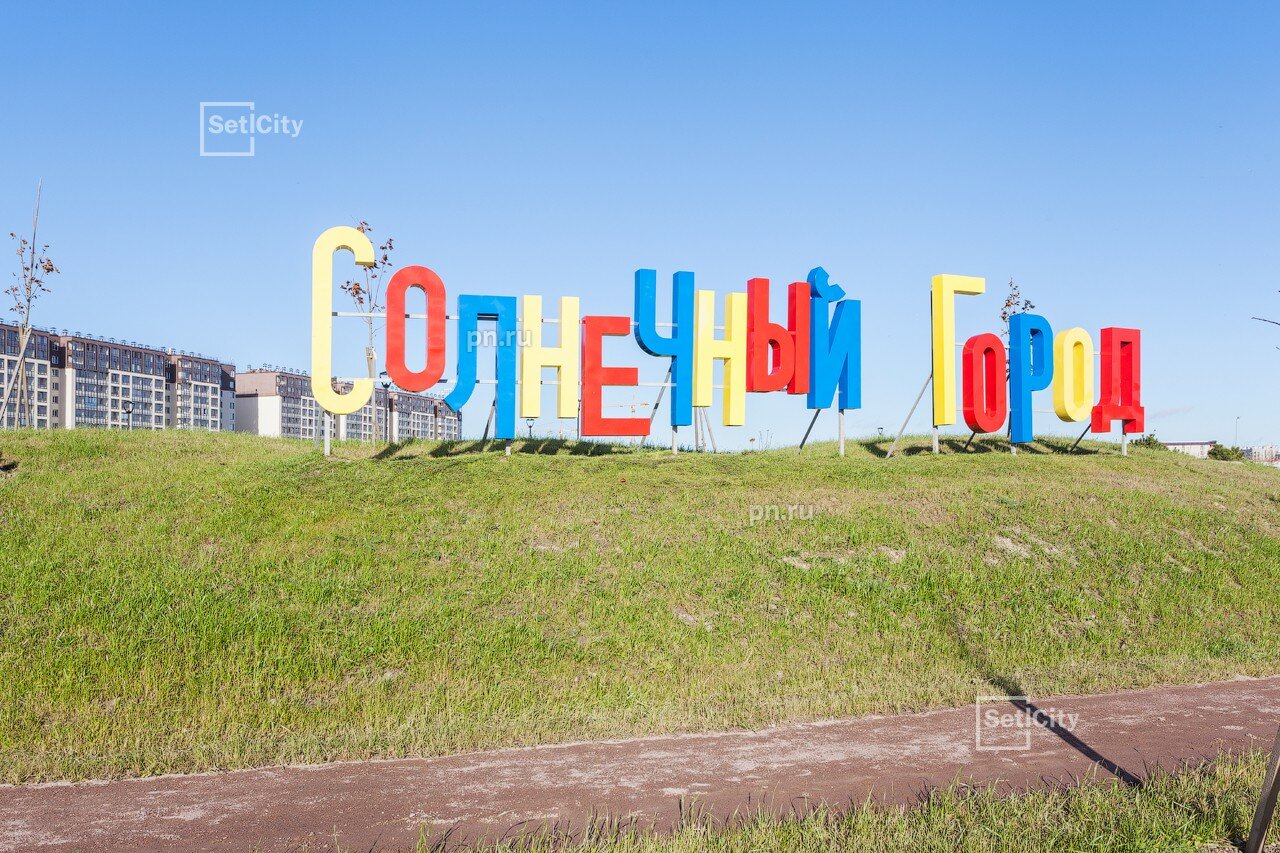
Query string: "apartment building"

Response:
xmin=1 ymin=323 xmax=239 ymax=432
xmin=166 ymin=353 xmax=234 ymax=431
xmin=392 ymin=390 xmax=455 ymax=441
xmin=3 ymin=322 xmax=461 ymax=441
xmin=236 ymin=369 xmax=461 ymax=441
xmin=235 ymin=370 xmax=321 ymax=439
xmin=59 ymin=333 xmax=170 ymax=430
xmin=220 ymin=364 xmax=236 ymax=431
xmin=0 ymin=324 xmax=60 ymax=429
xmin=334 ymin=382 xmax=384 ymax=442
xmin=1165 ymin=441 xmax=1216 ymax=459
xmin=1244 ymin=445 xmax=1280 ymax=467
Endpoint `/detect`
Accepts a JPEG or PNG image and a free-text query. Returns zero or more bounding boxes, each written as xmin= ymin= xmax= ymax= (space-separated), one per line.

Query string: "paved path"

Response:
xmin=3 ymin=676 xmax=1279 ymax=851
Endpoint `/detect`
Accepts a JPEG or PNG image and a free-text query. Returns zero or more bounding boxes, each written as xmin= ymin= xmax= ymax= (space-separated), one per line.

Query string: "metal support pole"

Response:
xmin=1121 ymin=432 xmax=1129 ymax=457
xmin=1245 ymin=725 xmax=1280 ymax=853
xmin=648 ymin=365 xmax=672 ymax=427
xmin=932 ymin=427 xmax=939 ymax=455
xmin=887 ymin=371 xmax=931 ymax=459
xmin=1069 ymin=423 xmax=1090 ymax=452
xmin=963 ymin=430 xmax=976 ymax=452
xmin=838 ymin=409 xmax=846 ymax=457
xmin=700 ymin=408 xmax=718 ymax=453
xmin=481 ymin=400 xmax=495 ymax=447
xmin=798 ymin=408 xmax=822 ymax=453
xmin=323 ymin=412 xmax=331 ymax=457
xmin=671 ymin=425 xmax=678 ymax=456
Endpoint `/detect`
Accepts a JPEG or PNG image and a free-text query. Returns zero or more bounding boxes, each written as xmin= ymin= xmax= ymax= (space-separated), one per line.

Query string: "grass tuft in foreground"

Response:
xmin=452 ymin=753 xmax=1277 ymax=852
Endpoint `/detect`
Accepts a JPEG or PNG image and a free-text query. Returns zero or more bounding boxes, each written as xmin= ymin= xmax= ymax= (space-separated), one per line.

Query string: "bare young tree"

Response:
xmin=999 ymin=277 xmax=1035 ymax=341
xmin=336 ymin=220 xmax=396 ymax=444
xmin=1 ymin=182 xmax=60 ymax=428
xmin=339 ymin=220 xmax=396 ymax=383
xmin=998 ymin=277 xmax=1034 ymax=440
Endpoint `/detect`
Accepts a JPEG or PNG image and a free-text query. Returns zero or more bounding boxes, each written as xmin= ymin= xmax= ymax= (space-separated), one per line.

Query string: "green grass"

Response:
xmin=458 ymin=752 xmax=1277 ymax=853
xmin=1 ymin=429 xmax=1279 ymax=783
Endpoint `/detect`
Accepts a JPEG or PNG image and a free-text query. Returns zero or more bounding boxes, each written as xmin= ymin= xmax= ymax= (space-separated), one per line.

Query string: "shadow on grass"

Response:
xmin=946 ymin=616 xmax=1142 ymax=788
xmin=372 ymin=440 xmax=413 ymax=461
xmin=516 ymin=439 xmax=631 ymax=457
xmin=1039 ymin=435 xmax=1102 ymax=456
xmin=861 ymin=435 xmax=1102 ymax=458
xmin=415 ymin=438 xmax=635 ymax=458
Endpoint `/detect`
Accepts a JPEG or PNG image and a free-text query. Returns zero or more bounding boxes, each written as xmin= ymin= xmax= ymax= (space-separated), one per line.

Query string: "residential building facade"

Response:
xmin=1 ymin=323 xmax=236 ymax=432
xmin=2 ymin=322 xmax=461 ymax=441
xmin=0 ymin=324 xmax=60 ymax=429
xmin=61 ymin=334 xmax=170 ymax=430
xmin=166 ymin=353 xmax=233 ymax=431
xmin=235 ymin=369 xmax=460 ymax=441
xmin=1165 ymin=441 xmax=1217 ymax=459
xmin=220 ymin=364 xmax=236 ymax=431
xmin=235 ymin=370 xmax=321 ymax=439
xmin=1244 ymin=445 xmax=1280 ymax=466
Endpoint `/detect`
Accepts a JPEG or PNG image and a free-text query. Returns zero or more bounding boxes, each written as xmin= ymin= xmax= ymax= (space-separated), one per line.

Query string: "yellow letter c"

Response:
xmin=311 ymin=226 xmax=375 ymax=415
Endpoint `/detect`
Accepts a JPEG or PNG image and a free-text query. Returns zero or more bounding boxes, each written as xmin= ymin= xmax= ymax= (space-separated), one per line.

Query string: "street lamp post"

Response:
xmin=1236 ymin=416 xmax=1241 ymax=448
xmin=379 ymin=371 xmax=392 ymax=445
xmin=121 ymin=399 xmax=134 ymax=431
xmin=525 ymin=417 xmax=535 ymax=439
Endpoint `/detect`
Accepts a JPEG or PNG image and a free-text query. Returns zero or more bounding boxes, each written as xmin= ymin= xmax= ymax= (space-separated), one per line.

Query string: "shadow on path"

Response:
xmin=947 ymin=617 xmax=1142 ymax=787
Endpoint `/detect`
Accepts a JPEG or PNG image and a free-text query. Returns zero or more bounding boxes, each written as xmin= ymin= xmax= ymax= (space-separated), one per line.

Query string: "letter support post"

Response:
xmin=887 ymin=371 xmax=932 ymax=460
xmin=1246 ymin=724 xmax=1280 ymax=853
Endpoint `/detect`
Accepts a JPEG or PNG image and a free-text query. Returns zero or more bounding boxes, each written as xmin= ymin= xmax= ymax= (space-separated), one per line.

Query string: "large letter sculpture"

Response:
xmin=308 ymin=222 xmax=1151 ymax=451
xmin=311 ymin=226 xmax=375 ymax=414
xmin=931 ymin=274 xmax=986 ymax=426
xmin=520 ymin=295 xmax=581 ymax=420
xmin=581 ymin=315 xmax=649 ymax=437
xmin=1091 ymin=328 xmax=1144 ymax=434
xmin=634 ymin=269 xmax=695 ymax=428
xmin=385 ymin=265 xmax=447 ymax=393
xmin=746 ymin=278 xmax=810 ymax=394
xmin=1053 ymin=327 xmax=1094 ymax=423
xmin=693 ymin=289 xmax=747 ymax=426
xmin=1009 ymin=313 xmax=1053 ymax=444
xmin=807 ymin=267 xmax=861 ymax=411
xmin=446 ymin=295 xmax=518 ymax=439
xmin=961 ymin=332 xmax=1007 ymax=434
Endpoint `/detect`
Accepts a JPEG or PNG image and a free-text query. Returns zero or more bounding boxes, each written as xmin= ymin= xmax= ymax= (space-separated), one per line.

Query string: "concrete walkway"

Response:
xmin=3 ymin=676 xmax=1279 ymax=851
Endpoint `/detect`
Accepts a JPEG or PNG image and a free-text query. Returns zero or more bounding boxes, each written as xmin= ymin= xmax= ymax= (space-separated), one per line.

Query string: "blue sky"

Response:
xmin=3 ymin=2 xmax=1277 ymax=447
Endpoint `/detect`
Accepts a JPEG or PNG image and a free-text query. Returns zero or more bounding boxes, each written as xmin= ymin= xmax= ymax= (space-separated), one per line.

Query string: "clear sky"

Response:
xmin=3 ymin=2 xmax=1277 ymax=448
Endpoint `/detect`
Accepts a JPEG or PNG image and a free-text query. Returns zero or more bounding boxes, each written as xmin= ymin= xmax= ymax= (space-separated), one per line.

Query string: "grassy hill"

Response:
xmin=1 ymin=429 xmax=1278 ymax=783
